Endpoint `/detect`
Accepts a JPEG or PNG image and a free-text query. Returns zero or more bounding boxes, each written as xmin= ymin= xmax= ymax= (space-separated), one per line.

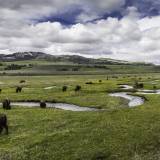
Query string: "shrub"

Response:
xmin=153 ymin=85 xmax=157 ymax=90
xmin=86 ymin=82 xmax=93 ymax=84
xmin=72 ymin=68 xmax=79 ymax=71
xmin=20 ymin=80 xmax=26 ymax=83
xmin=4 ymin=64 xmax=26 ymax=70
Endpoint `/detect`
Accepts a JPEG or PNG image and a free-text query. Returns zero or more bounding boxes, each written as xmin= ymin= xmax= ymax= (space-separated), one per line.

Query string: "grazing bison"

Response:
xmin=134 ymin=82 xmax=144 ymax=89
xmin=0 ymin=114 xmax=8 ymax=134
xmin=62 ymin=86 xmax=67 ymax=92
xmin=75 ymin=85 xmax=81 ymax=92
xmin=3 ymin=99 xmax=11 ymax=110
xmin=40 ymin=101 xmax=46 ymax=108
xmin=0 ymin=89 xmax=2 ymax=93
xmin=16 ymin=87 xmax=22 ymax=93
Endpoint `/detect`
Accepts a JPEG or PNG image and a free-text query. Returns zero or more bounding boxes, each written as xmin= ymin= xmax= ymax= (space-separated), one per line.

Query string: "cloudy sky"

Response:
xmin=1 ymin=0 xmax=160 ymax=63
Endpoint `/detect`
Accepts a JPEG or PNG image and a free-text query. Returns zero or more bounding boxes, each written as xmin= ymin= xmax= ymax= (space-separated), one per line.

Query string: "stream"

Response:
xmin=110 ymin=84 xmax=160 ymax=107
xmin=109 ymin=92 xmax=144 ymax=107
xmin=9 ymin=102 xmax=99 ymax=112
xmin=1 ymin=84 xmax=156 ymax=111
xmin=109 ymin=85 xmax=144 ymax=107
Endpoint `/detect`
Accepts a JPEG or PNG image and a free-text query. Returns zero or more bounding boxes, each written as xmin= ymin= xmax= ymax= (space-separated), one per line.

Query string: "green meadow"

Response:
xmin=0 ymin=74 xmax=160 ymax=160
xmin=0 ymin=59 xmax=160 ymax=75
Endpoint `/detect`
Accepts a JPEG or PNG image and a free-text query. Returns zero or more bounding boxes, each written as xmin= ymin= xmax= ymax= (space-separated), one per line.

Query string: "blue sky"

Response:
xmin=0 ymin=0 xmax=160 ymax=63
xmin=34 ymin=0 xmax=160 ymax=24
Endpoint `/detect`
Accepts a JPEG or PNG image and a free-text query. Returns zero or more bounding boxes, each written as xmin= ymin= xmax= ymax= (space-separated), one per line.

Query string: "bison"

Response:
xmin=62 ymin=86 xmax=67 ymax=92
xmin=16 ymin=87 xmax=22 ymax=93
xmin=40 ymin=101 xmax=46 ymax=108
xmin=0 ymin=114 xmax=8 ymax=134
xmin=3 ymin=99 xmax=11 ymax=110
xmin=75 ymin=85 xmax=81 ymax=92
xmin=134 ymin=82 xmax=144 ymax=89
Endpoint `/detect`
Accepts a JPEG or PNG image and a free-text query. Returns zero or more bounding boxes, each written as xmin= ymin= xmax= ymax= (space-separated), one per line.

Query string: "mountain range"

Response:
xmin=0 ymin=52 xmax=152 ymax=66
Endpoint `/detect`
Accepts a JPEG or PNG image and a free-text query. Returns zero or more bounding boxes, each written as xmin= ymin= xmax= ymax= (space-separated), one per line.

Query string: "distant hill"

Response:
xmin=0 ymin=52 xmax=49 ymax=61
xmin=0 ymin=52 xmax=153 ymax=66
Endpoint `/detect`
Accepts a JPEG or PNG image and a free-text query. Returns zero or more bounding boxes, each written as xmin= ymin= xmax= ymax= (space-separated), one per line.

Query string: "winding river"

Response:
xmin=119 ymin=85 xmax=133 ymax=90
xmin=109 ymin=92 xmax=144 ymax=107
xmin=13 ymin=84 xmax=145 ymax=110
xmin=120 ymin=84 xmax=160 ymax=94
xmin=110 ymin=84 xmax=160 ymax=107
xmin=109 ymin=85 xmax=145 ymax=107
xmin=1 ymin=84 xmax=154 ymax=111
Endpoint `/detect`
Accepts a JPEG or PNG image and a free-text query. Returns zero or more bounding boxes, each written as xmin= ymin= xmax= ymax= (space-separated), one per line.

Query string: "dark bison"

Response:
xmin=62 ymin=86 xmax=67 ymax=92
xmin=3 ymin=99 xmax=11 ymax=110
xmin=16 ymin=87 xmax=22 ymax=93
xmin=75 ymin=85 xmax=81 ymax=92
xmin=40 ymin=101 xmax=46 ymax=108
xmin=0 ymin=89 xmax=2 ymax=93
xmin=134 ymin=82 xmax=144 ymax=89
xmin=0 ymin=114 xmax=8 ymax=134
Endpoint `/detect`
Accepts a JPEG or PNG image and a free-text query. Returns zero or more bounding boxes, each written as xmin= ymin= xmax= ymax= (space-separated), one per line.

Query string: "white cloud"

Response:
xmin=0 ymin=1 xmax=160 ymax=64
xmin=76 ymin=0 xmax=125 ymax=22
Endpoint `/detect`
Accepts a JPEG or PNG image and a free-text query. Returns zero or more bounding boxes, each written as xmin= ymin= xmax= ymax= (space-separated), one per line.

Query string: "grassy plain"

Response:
xmin=0 ymin=74 xmax=160 ymax=159
xmin=0 ymin=59 xmax=160 ymax=75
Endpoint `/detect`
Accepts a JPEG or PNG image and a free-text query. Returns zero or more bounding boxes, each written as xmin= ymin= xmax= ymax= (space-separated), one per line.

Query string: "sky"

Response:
xmin=1 ymin=0 xmax=160 ymax=64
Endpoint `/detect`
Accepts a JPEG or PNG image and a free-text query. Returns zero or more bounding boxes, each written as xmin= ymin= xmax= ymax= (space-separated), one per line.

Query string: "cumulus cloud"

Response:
xmin=0 ymin=0 xmax=160 ymax=64
xmin=0 ymin=0 xmax=125 ymax=19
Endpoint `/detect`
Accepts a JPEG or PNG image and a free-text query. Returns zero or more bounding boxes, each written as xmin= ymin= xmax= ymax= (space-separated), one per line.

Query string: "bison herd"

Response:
xmin=0 ymin=100 xmax=47 ymax=135
xmin=0 ymin=80 xmax=83 ymax=135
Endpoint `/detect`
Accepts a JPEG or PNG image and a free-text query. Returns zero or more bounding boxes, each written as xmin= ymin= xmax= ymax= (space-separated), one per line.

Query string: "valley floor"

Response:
xmin=0 ymin=74 xmax=160 ymax=160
